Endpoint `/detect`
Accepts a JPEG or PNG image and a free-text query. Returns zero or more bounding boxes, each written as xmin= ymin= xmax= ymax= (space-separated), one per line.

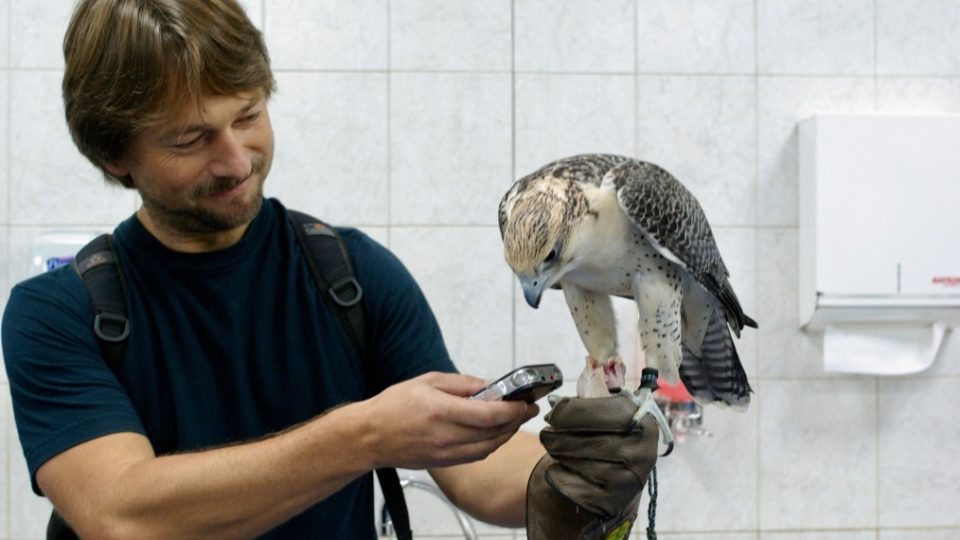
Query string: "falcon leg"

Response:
xmin=577 ymin=355 xmax=627 ymax=398
xmin=622 ymin=368 xmax=674 ymax=456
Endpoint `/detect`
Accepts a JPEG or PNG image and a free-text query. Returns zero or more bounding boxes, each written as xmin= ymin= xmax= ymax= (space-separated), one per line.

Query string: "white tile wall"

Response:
xmin=265 ymin=0 xmax=387 ymax=70
xmin=9 ymin=70 xmax=136 ymax=225
xmin=756 ymin=229 xmax=823 ymax=378
xmin=1 ymin=1 xmax=959 ymax=539
xmin=390 ymin=0 xmax=511 ymax=72
xmin=636 ymin=76 xmax=756 ymax=227
xmin=0 ymin=390 xmax=9 ymax=537
xmin=0 ymin=70 xmax=7 ymax=225
xmin=880 ymin=530 xmax=960 ymax=540
xmin=877 ymin=0 xmax=960 ymax=76
xmin=759 ymin=379 xmax=878 ymax=530
xmin=513 ymin=285 xmax=582 ymax=378
xmin=877 ymin=77 xmax=960 ymax=113
xmin=390 ymin=73 xmax=512 ymax=226
xmin=395 ymin=470 xmax=516 ymax=536
xmin=761 ymin=533 xmax=875 ymax=540
xmin=267 ymin=72 xmax=389 ymax=226
xmin=0 ymin=227 xmax=7 ymax=385
xmin=756 ymin=77 xmax=874 ymax=226
xmin=655 ymin=400 xmax=759 ymax=532
xmin=10 ymin=1 xmax=72 ymax=70
xmin=0 ymin=0 xmax=8 ymax=68
xmin=237 ymin=0 xmax=263 ymax=30
xmin=757 ymin=0 xmax=875 ymax=75
xmin=515 ymin=0 xmax=635 ymax=73
xmin=390 ymin=227 xmax=514 ymax=379
xmin=514 ymin=74 xmax=635 ymax=174
xmin=636 ymin=0 xmax=755 ymax=74
xmin=653 ymin=534 xmax=755 ymax=540
xmin=878 ymin=378 xmax=960 ymax=528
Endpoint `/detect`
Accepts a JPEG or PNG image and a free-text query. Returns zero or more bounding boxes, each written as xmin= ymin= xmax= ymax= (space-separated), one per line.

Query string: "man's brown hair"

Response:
xmin=63 ymin=0 xmax=276 ymax=187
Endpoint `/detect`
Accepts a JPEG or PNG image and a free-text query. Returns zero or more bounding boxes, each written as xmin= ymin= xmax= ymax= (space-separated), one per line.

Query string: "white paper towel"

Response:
xmin=823 ymin=322 xmax=946 ymax=375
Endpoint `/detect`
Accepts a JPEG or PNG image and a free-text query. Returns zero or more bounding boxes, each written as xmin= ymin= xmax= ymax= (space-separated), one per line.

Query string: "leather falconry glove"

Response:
xmin=526 ymin=393 xmax=659 ymax=540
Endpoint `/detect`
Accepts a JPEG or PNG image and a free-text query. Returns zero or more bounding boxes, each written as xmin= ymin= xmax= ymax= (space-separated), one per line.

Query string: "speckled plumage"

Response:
xmin=499 ymin=154 xmax=756 ymax=408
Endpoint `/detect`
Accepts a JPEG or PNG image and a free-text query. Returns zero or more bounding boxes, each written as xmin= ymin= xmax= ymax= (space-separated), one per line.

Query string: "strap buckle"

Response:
xmin=329 ymin=277 xmax=363 ymax=307
xmin=94 ymin=312 xmax=130 ymax=342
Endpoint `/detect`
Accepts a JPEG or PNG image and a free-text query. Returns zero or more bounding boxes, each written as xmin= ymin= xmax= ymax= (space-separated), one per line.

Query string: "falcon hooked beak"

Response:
xmin=519 ymin=275 xmax=545 ymax=308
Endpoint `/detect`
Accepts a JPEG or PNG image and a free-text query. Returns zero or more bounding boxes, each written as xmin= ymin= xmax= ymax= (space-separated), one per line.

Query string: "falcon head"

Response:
xmin=499 ymin=173 xmax=589 ymax=308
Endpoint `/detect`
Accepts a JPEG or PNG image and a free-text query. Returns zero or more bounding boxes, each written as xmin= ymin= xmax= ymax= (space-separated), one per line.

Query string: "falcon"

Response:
xmin=499 ymin=154 xmax=757 ymax=449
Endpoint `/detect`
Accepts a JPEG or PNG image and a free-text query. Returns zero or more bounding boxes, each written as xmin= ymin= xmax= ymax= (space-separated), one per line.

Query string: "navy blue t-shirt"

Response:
xmin=2 ymin=198 xmax=455 ymax=538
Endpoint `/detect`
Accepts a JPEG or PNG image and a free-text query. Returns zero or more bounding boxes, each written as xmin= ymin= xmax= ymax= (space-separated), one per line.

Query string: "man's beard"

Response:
xmin=140 ymin=155 xmax=268 ymax=235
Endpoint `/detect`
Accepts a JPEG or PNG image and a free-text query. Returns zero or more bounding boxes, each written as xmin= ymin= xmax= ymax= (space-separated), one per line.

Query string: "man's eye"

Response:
xmin=171 ymin=136 xmax=202 ymax=150
xmin=238 ymin=111 xmax=261 ymax=124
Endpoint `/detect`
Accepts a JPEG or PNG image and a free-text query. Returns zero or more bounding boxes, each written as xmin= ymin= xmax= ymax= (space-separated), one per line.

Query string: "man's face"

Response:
xmin=107 ymin=92 xmax=275 ymax=245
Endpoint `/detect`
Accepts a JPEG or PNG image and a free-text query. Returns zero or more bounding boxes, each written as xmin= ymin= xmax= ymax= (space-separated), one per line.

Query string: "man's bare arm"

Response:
xmin=430 ymin=428 xmax=546 ymax=527
xmin=39 ymin=372 xmax=534 ymax=539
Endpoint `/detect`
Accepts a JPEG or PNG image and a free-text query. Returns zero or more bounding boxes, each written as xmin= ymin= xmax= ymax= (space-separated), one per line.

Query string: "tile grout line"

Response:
xmin=873 ymin=5 xmax=880 ymax=538
xmin=386 ymin=0 xmax=393 ymax=248
xmin=4 ymin=64 xmax=960 ymax=80
xmin=4 ymin=385 xmax=10 ymax=540
xmin=4 ymin=0 xmax=11 ymax=532
xmin=510 ymin=0 xmax=517 ymax=371
xmin=5 ymin=0 xmax=10 ymax=231
xmin=633 ymin=0 xmax=639 ymax=160
xmin=875 ymin=374 xmax=881 ymax=538
xmin=874 ymin=0 xmax=879 ymax=112
xmin=753 ymin=0 xmax=762 ymax=536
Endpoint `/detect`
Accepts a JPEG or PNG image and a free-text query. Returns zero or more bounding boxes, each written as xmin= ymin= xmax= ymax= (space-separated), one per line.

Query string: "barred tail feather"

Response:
xmin=678 ymin=306 xmax=752 ymax=409
xmin=716 ymin=278 xmax=758 ymax=338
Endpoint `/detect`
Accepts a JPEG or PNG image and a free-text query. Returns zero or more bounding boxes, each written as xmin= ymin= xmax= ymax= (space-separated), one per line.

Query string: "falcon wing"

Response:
xmin=607 ymin=160 xmax=755 ymax=334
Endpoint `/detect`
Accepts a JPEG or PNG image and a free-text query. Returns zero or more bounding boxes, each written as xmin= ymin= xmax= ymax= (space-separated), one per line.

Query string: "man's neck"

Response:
xmin=136 ymin=207 xmax=252 ymax=253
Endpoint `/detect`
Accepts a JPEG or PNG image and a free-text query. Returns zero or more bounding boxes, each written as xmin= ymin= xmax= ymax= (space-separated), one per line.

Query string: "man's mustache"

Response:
xmin=195 ymin=155 xmax=265 ymax=197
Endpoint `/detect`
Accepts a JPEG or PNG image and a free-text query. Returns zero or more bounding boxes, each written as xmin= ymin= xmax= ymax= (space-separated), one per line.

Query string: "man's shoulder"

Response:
xmin=2 ymin=266 xmax=94 ymax=370
xmin=7 ymin=266 xmax=86 ymax=309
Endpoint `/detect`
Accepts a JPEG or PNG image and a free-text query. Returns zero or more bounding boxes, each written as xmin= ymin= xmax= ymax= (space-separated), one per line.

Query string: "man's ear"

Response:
xmin=103 ymin=161 xmax=129 ymax=178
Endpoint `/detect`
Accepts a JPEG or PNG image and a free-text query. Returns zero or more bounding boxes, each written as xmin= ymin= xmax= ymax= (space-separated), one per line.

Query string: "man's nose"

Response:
xmin=208 ymin=130 xmax=252 ymax=179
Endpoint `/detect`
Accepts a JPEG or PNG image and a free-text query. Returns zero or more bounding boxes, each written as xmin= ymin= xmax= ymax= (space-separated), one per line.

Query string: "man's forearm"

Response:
xmin=430 ymin=429 xmax=546 ymax=527
xmin=42 ymin=402 xmax=377 ymax=540
xmin=41 ymin=372 xmax=535 ymax=538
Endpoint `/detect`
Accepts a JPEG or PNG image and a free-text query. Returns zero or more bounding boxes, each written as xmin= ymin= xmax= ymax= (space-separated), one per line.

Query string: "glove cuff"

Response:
xmin=526 ymin=455 xmax=641 ymax=540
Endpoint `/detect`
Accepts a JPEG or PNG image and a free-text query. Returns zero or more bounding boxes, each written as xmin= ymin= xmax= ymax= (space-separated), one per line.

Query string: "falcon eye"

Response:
xmin=543 ymin=249 xmax=557 ymax=264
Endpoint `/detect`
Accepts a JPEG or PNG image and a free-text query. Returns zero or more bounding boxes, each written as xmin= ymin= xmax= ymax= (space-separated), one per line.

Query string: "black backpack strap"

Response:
xmin=287 ymin=210 xmax=412 ymax=540
xmin=72 ymin=234 xmax=129 ymax=376
xmin=287 ymin=210 xmax=366 ymax=361
xmin=51 ymin=235 xmax=130 ymax=540
xmin=46 ymin=509 xmax=79 ymax=540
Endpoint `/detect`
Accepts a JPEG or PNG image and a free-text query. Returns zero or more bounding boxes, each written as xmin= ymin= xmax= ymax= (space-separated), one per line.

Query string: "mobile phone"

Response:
xmin=469 ymin=364 xmax=563 ymax=403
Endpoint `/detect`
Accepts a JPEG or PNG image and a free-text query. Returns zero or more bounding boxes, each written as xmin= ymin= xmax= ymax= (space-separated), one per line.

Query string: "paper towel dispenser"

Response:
xmin=798 ymin=114 xmax=960 ymax=373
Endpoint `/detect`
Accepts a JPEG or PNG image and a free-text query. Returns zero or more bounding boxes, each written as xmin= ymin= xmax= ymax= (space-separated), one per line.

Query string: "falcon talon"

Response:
xmin=621 ymin=387 xmax=675 ymax=456
xmin=661 ymin=440 xmax=674 ymax=457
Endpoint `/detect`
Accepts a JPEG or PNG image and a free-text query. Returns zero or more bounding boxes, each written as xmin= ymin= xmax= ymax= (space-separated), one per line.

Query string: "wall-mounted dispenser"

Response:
xmin=798 ymin=114 xmax=960 ymax=374
xmin=29 ymin=232 xmax=101 ymax=277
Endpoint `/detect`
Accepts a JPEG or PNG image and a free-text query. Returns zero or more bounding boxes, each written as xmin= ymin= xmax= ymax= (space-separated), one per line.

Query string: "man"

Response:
xmin=3 ymin=1 xmax=656 ymax=538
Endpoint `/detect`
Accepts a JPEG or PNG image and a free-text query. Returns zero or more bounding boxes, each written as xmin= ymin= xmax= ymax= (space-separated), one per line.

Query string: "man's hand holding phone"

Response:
xmin=469 ymin=364 xmax=563 ymax=404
